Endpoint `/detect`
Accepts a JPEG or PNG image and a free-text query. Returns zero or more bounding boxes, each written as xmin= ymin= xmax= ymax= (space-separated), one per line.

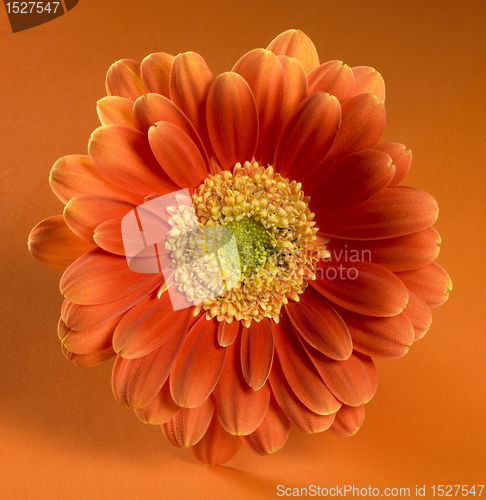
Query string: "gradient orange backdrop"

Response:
xmin=1 ymin=0 xmax=485 ymax=498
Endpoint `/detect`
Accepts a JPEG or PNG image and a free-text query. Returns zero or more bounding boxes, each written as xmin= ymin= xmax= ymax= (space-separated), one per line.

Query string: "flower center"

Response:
xmin=165 ymin=161 xmax=329 ymax=327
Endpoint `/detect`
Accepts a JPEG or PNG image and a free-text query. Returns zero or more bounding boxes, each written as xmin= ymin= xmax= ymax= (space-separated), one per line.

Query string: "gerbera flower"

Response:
xmin=28 ymin=29 xmax=451 ymax=465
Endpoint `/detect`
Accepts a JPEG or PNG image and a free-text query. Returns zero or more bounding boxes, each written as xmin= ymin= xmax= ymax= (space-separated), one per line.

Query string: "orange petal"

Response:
xmin=140 ymin=52 xmax=174 ymax=97
xmin=148 ymin=121 xmax=208 ymax=190
xmin=232 ymin=49 xmax=284 ymax=162
xmin=241 ymin=395 xmax=290 ymax=455
xmin=61 ymin=274 xmax=163 ymax=331
xmin=274 ymin=92 xmax=341 ymax=178
xmin=206 ymin=72 xmax=258 ymax=170
xmin=88 ymin=125 xmax=178 ymax=196
xmin=317 ymin=186 xmax=439 ymax=240
xmin=49 ymin=155 xmax=142 ymax=205
xmin=285 ymin=293 xmax=352 ymax=360
xmin=218 ymin=320 xmax=240 ymax=347
xmin=96 ymin=96 xmax=134 ymax=128
xmin=170 ymin=317 xmax=226 ymax=408
xmin=213 ymin=340 xmax=271 ymax=436
xmin=308 ymin=149 xmax=395 ymax=215
xmin=111 ymin=328 xmax=185 ymax=408
xmin=240 ymin=320 xmax=274 ymax=390
xmin=352 ymin=66 xmax=385 ymax=101
xmin=64 ymin=195 xmax=135 ymax=243
xmin=113 ymin=292 xmax=193 ymax=359
xmin=277 ymin=55 xmax=308 ymax=131
xmin=327 ymin=404 xmax=365 ymax=437
xmin=308 ymin=61 xmax=355 ymax=102
xmin=340 ymin=308 xmax=414 ymax=359
xmin=134 ymin=378 xmax=181 ymax=425
xmin=28 ymin=215 xmax=96 ymax=271
xmin=312 ymin=260 xmax=409 ymax=317
xmin=93 ymin=218 xmax=124 ymax=255
xmin=269 ymin=356 xmax=336 ymax=433
xmin=161 ymin=397 xmax=214 ymax=448
xmin=133 ymin=93 xmax=209 ymax=165
xmin=105 ymin=59 xmax=145 ymax=101
xmin=403 ymin=291 xmax=433 ymax=341
xmin=396 ymin=262 xmax=452 ymax=308
xmin=60 ymin=315 xmax=120 ymax=355
xmin=61 ymin=343 xmax=115 ymax=367
xmin=169 ymin=52 xmax=214 ymax=142
xmin=324 ymin=227 xmax=441 ymax=273
xmin=271 ymin=313 xmax=342 ymax=414
xmin=191 ymin=413 xmax=242 ymax=465
xmin=303 ymin=345 xmax=378 ymax=407
xmin=60 ymin=248 xmax=158 ymax=305
xmin=323 ymin=93 xmax=386 ymax=165
xmin=370 ymin=142 xmax=412 ymax=185
xmin=267 ymin=29 xmax=319 ymax=75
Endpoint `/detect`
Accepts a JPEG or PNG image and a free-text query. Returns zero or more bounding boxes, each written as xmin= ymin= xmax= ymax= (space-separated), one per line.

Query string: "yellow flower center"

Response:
xmin=165 ymin=161 xmax=328 ymax=327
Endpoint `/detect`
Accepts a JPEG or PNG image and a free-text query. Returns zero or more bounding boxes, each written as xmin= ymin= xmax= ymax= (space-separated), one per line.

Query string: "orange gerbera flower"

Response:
xmin=28 ymin=29 xmax=451 ymax=465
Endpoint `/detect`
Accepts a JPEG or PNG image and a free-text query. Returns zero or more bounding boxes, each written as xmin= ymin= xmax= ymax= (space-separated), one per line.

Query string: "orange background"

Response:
xmin=1 ymin=0 xmax=485 ymax=498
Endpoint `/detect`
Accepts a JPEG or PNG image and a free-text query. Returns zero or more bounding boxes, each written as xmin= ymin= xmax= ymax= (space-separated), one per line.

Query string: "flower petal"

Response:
xmin=61 ymin=274 xmax=163 ymax=331
xmin=113 ymin=292 xmax=193 ymax=359
xmin=308 ymin=149 xmax=395 ymax=215
xmin=64 ymin=195 xmax=135 ymax=244
xmin=370 ymin=142 xmax=412 ymax=185
xmin=170 ymin=317 xmax=226 ymax=408
xmin=206 ymin=72 xmax=258 ymax=170
xmin=352 ymin=66 xmax=385 ymax=101
xmin=339 ymin=308 xmax=414 ymax=359
xmin=218 ymin=320 xmax=240 ymax=347
xmin=267 ymin=29 xmax=319 ymax=74
xmin=312 ymin=260 xmax=409 ymax=317
xmin=59 ymin=315 xmax=120 ymax=355
xmin=403 ymin=291 xmax=433 ymax=341
xmin=396 ymin=262 xmax=452 ymax=308
xmin=88 ymin=125 xmax=178 ymax=196
xmin=28 ymin=215 xmax=96 ymax=271
xmin=191 ymin=413 xmax=242 ymax=465
xmin=232 ymin=49 xmax=284 ymax=162
xmin=61 ymin=344 xmax=115 ymax=367
xmin=140 ymin=52 xmax=174 ymax=97
xmin=271 ymin=313 xmax=342 ymax=414
xmin=269 ymin=356 xmax=336 ymax=433
xmin=277 ymin=55 xmax=308 ymax=131
xmin=317 ymin=186 xmax=439 ymax=240
xmin=214 ymin=340 xmax=271 ymax=436
xmin=322 ymin=93 xmax=386 ymax=165
xmin=60 ymin=248 xmax=158 ymax=305
xmin=285 ymin=292 xmax=352 ymax=360
xmin=133 ymin=93 xmax=209 ymax=165
xmin=111 ymin=327 xmax=185 ymax=408
xmin=49 ymin=155 xmax=142 ymax=205
xmin=169 ymin=52 xmax=214 ymax=142
xmin=303 ymin=345 xmax=378 ymax=407
xmin=148 ymin=121 xmax=208 ymax=190
xmin=105 ymin=59 xmax=145 ymax=101
xmin=97 ymin=96 xmax=135 ymax=127
xmin=274 ymin=92 xmax=341 ymax=178
xmin=240 ymin=319 xmax=274 ymax=390
xmin=134 ymin=378 xmax=181 ymax=425
xmin=324 ymin=227 xmax=441 ymax=273
xmin=241 ymin=396 xmax=290 ymax=455
xmin=308 ymin=61 xmax=355 ymax=103
xmin=161 ymin=397 xmax=214 ymax=448
xmin=93 ymin=218 xmax=124 ymax=255
xmin=327 ymin=404 xmax=365 ymax=437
